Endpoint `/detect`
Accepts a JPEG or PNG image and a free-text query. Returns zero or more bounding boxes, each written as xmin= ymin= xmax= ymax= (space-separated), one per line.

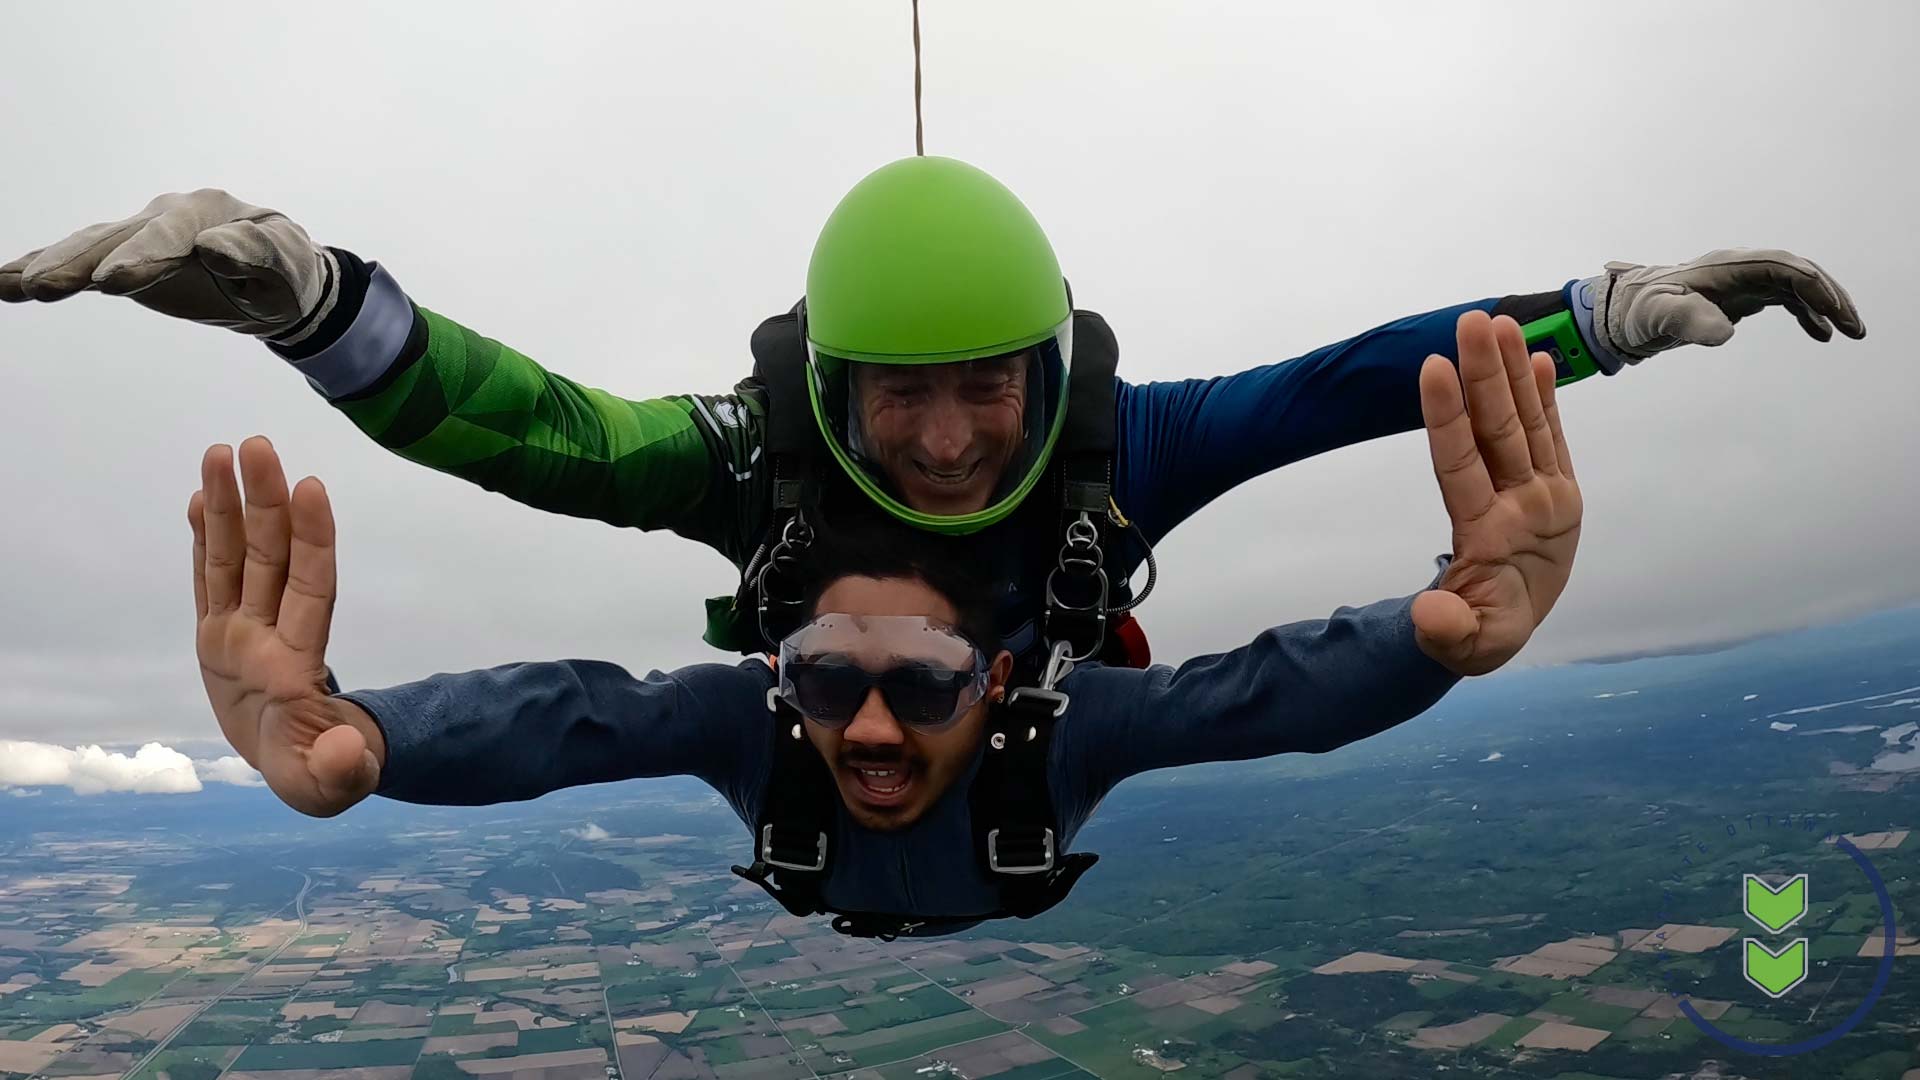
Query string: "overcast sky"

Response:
xmin=1 ymin=1 xmax=1915 ymax=757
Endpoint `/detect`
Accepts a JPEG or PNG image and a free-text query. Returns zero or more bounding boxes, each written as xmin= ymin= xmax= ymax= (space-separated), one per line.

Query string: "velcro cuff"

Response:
xmin=1570 ymin=276 xmax=1630 ymax=375
xmin=284 ymin=262 xmax=414 ymax=400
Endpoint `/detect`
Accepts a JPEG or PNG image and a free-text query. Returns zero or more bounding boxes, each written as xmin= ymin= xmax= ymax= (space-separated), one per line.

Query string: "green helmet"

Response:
xmin=804 ymin=156 xmax=1074 ymax=535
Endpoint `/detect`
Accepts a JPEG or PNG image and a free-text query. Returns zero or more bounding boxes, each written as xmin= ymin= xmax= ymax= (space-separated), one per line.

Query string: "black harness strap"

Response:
xmin=1059 ymin=310 xmax=1119 ymax=464
xmin=972 ymin=669 xmax=1100 ymax=918
xmin=747 ymin=302 xmax=820 ymax=647
xmin=753 ymin=302 xmax=817 ymax=504
xmin=730 ymin=696 xmax=838 ymax=919
xmin=1045 ymin=310 xmax=1120 ymax=662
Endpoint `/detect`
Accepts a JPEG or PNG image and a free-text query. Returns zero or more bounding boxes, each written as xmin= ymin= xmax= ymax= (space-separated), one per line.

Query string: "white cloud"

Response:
xmin=567 ymin=823 xmax=612 ymax=842
xmin=0 ymin=742 xmax=270 ymax=795
xmin=0 ymin=740 xmax=201 ymax=795
xmin=195 ymin=755 xmax=266 ymax=788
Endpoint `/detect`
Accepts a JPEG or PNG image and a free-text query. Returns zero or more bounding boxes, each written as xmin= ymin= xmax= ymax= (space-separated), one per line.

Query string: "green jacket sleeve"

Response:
xmin=344 ymin=306 xmax=769 ymax=566
xmin=274 ymin=252 xmax=771 ymax=569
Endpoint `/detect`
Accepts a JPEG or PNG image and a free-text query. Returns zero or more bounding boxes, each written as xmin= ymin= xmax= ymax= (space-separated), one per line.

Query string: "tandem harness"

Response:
xmin=725 ymin=297 xmax=1137 ymax=938
xmin=731 ymin=643 xmax=1100 ymax=940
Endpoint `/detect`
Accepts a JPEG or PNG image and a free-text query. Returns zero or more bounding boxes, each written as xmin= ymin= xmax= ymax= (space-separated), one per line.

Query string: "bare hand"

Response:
xmin=190 ymin=437 xmax=383 ymax=815
xmin=1414 ymin=311 xmax=1582 ymax=676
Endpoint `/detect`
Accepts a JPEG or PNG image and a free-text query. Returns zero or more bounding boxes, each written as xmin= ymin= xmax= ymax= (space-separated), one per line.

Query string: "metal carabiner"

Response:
xmin=779 ymin=513 xmax=814 ymax=549
xmin=1039 ymin=638 xmax=1076 ymax=691
xmin=755 ymin=511 xmax=816 ymax=647
xmin=1065 ymin=511 xmax=1100 ymax=547
xmin=1006 ymin=638 xmax=1076 ymax=719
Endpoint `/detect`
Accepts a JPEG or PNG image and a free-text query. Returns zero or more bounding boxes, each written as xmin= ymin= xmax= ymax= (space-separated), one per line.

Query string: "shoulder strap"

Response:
xmin=740 ymin=300 xmax=822 ymax=649
xmin=1044 ymin=309 xmax=1123 ymax=661
xmin=750 ymin=301 xmax=819 ymax=504
xmin=1060 ymin=308 xmax=1118 ymax=460
xmin=730 ymin=693 xmax=838 ymax=918
xmin=969 ymin=663 xmax=1100 ymax=919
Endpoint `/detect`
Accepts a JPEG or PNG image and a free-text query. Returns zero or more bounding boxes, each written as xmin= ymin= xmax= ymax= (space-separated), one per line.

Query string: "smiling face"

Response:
xmin=797 ymin=574 xmax=1014 ymax=831
xmin=850 ymin=352 xmax=1030 ymax=516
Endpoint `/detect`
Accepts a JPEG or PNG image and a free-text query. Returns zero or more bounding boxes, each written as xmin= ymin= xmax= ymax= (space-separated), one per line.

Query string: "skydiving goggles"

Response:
xmin=776 ymin=614 xmax=991 ymax=733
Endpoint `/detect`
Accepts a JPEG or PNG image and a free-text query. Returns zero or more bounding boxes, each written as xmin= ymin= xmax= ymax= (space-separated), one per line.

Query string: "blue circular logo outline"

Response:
xmin=1675 ymin=835 xmax=1895 ymax=1056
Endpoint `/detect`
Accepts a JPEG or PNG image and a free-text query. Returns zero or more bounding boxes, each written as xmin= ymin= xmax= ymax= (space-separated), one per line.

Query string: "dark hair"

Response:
xmin=797 ymin=506 xmax=1001 ymax=651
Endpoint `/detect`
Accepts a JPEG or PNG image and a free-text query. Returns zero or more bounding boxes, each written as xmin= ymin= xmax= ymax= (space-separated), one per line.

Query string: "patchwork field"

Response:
xmin=6 ymin=611 xmax=1920 ymax=1077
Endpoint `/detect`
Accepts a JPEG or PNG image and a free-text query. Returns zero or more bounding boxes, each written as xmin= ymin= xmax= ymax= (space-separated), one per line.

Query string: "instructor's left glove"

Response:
xmin=1578 ymin=248 xmax=1865 ymax=373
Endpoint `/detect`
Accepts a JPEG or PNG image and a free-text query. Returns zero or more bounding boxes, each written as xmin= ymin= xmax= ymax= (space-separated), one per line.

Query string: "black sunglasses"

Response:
xmin=778 ymin=657 xmax=989 ymax=733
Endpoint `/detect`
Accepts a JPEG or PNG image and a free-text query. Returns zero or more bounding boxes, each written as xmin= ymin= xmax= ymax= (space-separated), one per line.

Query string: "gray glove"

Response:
xmin=0 ymin=189 xmax=338 ymax=343
xmin=1588 ymin=248 xmax=1865 ymax=369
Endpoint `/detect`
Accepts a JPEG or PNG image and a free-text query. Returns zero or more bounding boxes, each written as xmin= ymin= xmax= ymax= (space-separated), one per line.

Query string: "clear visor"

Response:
xmin=805 ymin=319 xmax=1073 ymax=529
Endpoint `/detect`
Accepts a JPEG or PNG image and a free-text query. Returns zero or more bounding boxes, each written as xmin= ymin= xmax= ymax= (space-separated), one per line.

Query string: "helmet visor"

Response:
xmin=806 ymin=318 xmax=1073 ymax=534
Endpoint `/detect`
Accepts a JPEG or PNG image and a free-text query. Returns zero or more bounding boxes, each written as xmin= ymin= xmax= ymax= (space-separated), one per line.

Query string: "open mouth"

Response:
xmin=845 ymin=763 xmax=916 ymax=807
xmin=913 ymin=460 xmax=981 ymax=488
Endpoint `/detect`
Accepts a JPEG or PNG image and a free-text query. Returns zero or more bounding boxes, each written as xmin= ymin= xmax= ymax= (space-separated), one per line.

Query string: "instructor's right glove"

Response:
xmin=0 ymin=189 xmax=339 ymax=345
xmin=1581 ymin=248 xmax=1865 ymax=373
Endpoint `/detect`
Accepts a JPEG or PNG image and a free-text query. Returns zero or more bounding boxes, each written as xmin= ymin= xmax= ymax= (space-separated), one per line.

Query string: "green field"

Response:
xmin=231 ymin=1037 xmax=425 ymax=1070
xmin=7 ymin=969 xmax=179 ymax=1023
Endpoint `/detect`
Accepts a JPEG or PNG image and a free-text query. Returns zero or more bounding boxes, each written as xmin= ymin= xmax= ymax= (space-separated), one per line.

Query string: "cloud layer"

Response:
xmin=0 ymin=740 xmax=264 ymax=795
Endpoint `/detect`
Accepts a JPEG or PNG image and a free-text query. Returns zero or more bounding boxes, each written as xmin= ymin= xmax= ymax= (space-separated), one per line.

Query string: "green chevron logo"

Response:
xmin=1743 ymin=873 xmax=1808 ymax=933
xmin=1743 ymin=937 xmax=1809 ymax=998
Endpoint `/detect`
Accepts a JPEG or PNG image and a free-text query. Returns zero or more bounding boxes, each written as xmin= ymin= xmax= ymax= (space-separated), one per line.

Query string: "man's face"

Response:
xmin=851 ymin=352 xmax=1030 ymax=516
xmin=799 ymin=575 xmax=1013 ymax=832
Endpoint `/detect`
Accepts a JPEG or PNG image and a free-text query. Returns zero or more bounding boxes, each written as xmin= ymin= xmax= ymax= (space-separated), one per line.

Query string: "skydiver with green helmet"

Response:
xmin=0 ymin=159 xmax=1866 ymax=672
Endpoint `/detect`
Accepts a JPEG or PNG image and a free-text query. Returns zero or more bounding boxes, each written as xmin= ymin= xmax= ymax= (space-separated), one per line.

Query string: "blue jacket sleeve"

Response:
xmin=339 ymin=658 xmax=774 ymax=813
xmin=1114 ymin=293 xmax=1578 ymax=545
xmin=1049 ymin=586 xmax=1461 ymax=826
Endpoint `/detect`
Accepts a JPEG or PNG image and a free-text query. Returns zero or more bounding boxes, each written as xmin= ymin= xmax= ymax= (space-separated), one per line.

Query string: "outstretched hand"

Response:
xmin=1413 ymin=311 xmax=1582 ymax=676
xmin=191 ymin=437 xmax=384 ymax=816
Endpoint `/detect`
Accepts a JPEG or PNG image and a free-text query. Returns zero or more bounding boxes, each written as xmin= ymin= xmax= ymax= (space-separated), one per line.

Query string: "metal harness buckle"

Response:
xmin=1005 ymin=639 xmax=1075 ymax=718
xmin=986 ymin=827 xmax=1056 ymax=874
xmin=758 ymin=824 xmax=827 ymax=873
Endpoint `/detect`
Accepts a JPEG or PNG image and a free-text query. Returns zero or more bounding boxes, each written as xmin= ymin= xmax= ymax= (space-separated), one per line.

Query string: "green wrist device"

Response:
xmin=1521 ymin=310 xmax=1600 ymax=386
